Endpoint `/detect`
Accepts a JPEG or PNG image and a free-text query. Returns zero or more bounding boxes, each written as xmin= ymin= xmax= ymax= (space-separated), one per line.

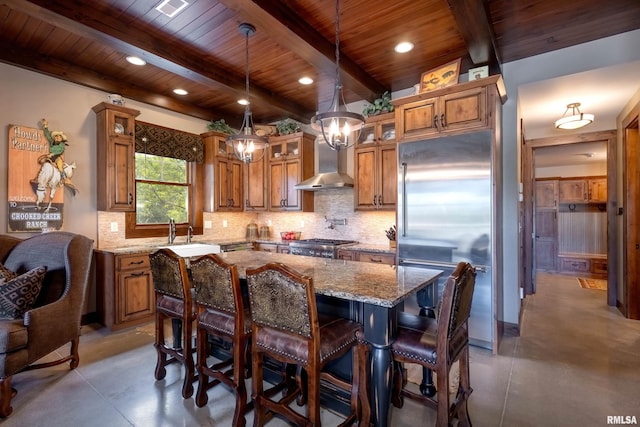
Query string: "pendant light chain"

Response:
xmin=334 ymin=0 xmax=341 ymax=94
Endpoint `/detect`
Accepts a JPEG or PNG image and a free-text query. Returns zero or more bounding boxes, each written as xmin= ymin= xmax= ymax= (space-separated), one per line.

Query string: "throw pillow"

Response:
xmin=0 ymin=265 xmax=48 ymax=319
xmin=0 ymin=263 xmax=17 ymax=283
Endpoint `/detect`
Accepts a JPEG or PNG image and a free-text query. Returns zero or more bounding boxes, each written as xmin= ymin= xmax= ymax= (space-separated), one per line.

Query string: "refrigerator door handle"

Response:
xmin=401 ymin=162 xmax=408 ymax=237
xmin=400 ymin=258 xmax=488 ymax=273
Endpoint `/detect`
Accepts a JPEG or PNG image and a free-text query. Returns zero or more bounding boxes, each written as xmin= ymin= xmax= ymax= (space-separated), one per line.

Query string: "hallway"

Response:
xmin=3 ymin=273 xmax=640 ymax=426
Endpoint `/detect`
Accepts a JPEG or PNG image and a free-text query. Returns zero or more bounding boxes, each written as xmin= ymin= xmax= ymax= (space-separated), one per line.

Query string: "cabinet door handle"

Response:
xmin=434 ymin=114 xmax=439 ymax=129
xmin=369 ymin=257 xmax=383 ymax=263
xmin=128 ymin=193 xmax=133 ymax=205
xmin=373 ymin=195 xmax=377 ymax=206
xmin=441 ymin=113 xmax=446 ymax=128
xmin=246 ymin=199 xmax=250 ymax=208
xmin=378 ymin=194 xmax=383 ymax=206
xmin=129 ymin=271 xmax=146 ymax=277
xmin=128 ymin=260 xmax=144 ymax=265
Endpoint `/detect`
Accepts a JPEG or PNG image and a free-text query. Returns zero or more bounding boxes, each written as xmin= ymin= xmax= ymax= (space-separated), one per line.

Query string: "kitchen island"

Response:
xmin=217 ymin=251 xmax=442 ymax=427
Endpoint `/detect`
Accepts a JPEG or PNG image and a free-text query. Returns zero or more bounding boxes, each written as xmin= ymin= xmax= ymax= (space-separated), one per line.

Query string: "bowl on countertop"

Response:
xmin=280 ymin=231 xmax=301 ymax=241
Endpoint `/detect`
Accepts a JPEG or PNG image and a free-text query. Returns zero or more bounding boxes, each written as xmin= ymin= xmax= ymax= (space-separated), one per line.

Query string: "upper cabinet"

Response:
xmin=92 ymin=102 xmax=140 ymax=212
xmin=267 ymin=132 xmax=315 ymax=212
xmin=354 ymin=113 xmax=397 ymax=210
xmin=559 ymin=177 xmax=607 ymax=203
xmin=201 ymin=131 xmax=243 ymax=212
xmin=393 ymin=75 xmax=506 ymax=143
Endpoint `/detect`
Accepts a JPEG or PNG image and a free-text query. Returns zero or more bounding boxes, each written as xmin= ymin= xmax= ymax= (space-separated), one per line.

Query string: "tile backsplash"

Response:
xmin=97 ymin=189 xmax=395 ymax=249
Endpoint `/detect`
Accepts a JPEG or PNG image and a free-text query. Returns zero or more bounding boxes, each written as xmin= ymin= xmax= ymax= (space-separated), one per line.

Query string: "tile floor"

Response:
xmin=3 ymin=273 xmax=640 ymax=426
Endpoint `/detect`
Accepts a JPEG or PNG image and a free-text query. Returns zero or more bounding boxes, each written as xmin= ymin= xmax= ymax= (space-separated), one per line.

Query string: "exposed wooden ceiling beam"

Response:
xmin=5 ymin=0 xmax=314 ymax=123
xmin=445 ymin=0 xmax=502 ymax=73
xmin=218 ymin=0 xmax=388 ymax=103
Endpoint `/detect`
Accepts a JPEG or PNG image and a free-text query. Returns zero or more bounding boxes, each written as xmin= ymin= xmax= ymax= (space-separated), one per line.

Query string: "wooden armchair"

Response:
xmin=0 ymin=232 xmax=94 ymax=417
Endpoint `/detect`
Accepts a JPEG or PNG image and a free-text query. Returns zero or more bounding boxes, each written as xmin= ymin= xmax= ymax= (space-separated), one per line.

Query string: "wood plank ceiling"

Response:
xmin=0 ymin=0 xmax=638 ymax=128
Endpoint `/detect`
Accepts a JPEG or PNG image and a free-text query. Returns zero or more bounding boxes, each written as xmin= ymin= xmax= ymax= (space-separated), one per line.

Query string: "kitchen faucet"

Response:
xmin=168 ymin=218 xmax=176 ymax=244
xmin=187 ymin=225 xmax=193 ymax=243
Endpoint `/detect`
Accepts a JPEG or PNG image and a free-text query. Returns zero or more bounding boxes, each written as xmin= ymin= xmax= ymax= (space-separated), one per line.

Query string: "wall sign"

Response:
xmin=7 ymin=122 xmax=77 ymax=232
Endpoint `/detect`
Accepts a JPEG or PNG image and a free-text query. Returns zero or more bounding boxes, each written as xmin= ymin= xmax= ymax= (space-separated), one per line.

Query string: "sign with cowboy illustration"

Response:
xmin=7 ymin=119 xmax=78 ymax=232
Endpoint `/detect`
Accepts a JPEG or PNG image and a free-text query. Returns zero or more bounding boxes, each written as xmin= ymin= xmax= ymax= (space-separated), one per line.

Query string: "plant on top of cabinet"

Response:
xmin=207 ymin=119 xmax=235 ymax=134
xmin=275 ymin=118 xmax=301 ymax=136
xmin=362 ymin=91 xmax=394 ymax=117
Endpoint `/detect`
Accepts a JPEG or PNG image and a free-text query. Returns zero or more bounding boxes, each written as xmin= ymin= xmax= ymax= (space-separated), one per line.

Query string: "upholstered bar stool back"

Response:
xmin=190 ymin=254 xmax=252 ymax=427
xmin=391 ymin=261 xmax=476 ymax=427
xmin=246 ymin=262 xmax=370 ymax=427
xmin=149 ymin=248 xmax=196 ymax=399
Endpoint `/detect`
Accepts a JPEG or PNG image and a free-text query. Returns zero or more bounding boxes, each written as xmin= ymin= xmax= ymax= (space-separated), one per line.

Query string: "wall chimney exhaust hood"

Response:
xmin=294 ymin=138 xmax=353 ymax=191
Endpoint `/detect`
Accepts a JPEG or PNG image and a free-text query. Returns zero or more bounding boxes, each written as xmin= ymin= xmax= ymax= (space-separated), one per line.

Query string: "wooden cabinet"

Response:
xmin=267 ymin=132 xmax=315 ymax=212
xmin=559 ymin=253 xmax=607 ymax=278
xmin=338 ymin=249 xmax=396 ymax=265
xmin=394 ymin=78 xmax=501 ymax=142
xmin=559 ymin=177 xmax=607 ymax=203
xmin=96 ymin=251 xmax=155 ymax=330
xmin=92 ymin=102 xmax=140 ymax=211
xmin=202 ymin=131 xmax=244 ymax=212
xmin=354 ymin=113 xmax=397 ymax=210
xmin=535 ymin=180 xmax=557 ymax=209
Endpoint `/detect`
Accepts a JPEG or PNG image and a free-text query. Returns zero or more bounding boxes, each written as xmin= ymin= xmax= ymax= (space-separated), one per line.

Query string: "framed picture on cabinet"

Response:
xmin=420 ymin=58 xmax=461 ymax=93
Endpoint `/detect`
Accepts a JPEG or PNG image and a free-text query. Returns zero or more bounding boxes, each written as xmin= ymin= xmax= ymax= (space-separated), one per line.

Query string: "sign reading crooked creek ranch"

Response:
xmin=7 ymin=125 xmax=64 ymax=232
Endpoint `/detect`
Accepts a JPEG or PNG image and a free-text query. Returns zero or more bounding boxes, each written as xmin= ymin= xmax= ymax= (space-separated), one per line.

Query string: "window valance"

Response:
xmin=135 ymin=121 xmax=203 ymax=163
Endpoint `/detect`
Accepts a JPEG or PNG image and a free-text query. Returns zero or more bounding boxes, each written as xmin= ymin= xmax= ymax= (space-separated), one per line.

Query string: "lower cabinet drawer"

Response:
xmin=355 ymin=251 xmax=396 ymax=265
xmin=560 ymin=257 xmax=590 ymax=273
xmin=591 ymin=259 xmax=608 ymax=275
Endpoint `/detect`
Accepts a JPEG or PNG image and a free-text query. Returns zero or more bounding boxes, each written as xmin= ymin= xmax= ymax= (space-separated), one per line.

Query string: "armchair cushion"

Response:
xmin=0 ymin=266 xmax=47 ymax=320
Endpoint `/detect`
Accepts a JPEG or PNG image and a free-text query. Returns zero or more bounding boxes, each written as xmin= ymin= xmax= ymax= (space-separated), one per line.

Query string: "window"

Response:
xmin=125 ymin=122 xmax=204 ymax=239
xmin=135 ymin=153 xmax=189 ymax=224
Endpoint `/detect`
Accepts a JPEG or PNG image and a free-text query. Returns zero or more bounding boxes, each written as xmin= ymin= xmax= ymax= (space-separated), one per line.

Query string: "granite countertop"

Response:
xmin=219 ymin=251 xmax=441 ymax=308
xmin=346 ymin=243 xmax=396 ymax=254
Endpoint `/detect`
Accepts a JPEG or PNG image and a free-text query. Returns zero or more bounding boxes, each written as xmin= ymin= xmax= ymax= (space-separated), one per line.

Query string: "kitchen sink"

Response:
xmin=159 ymin=243 xmax=221 ymax=258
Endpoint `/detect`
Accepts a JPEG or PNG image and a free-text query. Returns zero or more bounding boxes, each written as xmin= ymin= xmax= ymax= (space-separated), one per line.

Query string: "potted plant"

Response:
xmin=362 ymin=91 xmax=394 ymax=117
xmin=207 ymin=119 xmax=235 ymax=135
xmin=275 ymin=118 xmax=301 ymax=135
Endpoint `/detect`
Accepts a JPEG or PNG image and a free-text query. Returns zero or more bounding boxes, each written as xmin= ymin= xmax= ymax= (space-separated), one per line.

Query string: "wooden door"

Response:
xmin=559 ymin=179 xmax=587 ymax=202
xmin=110 ymin=136 xmax=135 ymax=211
xmin=245 ymin=151 xmax=267 ymax=210
xmin=378 ymin=144 xmax=397 ymax=209
xmin=268 ymin=161 xmax=284 ymax=210
xmin=354 ymin=147 xmax=377 ymax=210
xmin=283 ymin=159 xmax=300 ymax=210
xmin=534 ymin=180 xmax=558 ymax=271
xmin=588 ymin=178 xmax=607 ymax=202
xmin=215 ymin=157 xmax=231 ymax=210
xmin=228 ymin=159 xmax=243 ymax=211
xmin=623 ymin=111 xmax=639 ymax=318
xmin=440 ymin=87 xmax=486 ymax=133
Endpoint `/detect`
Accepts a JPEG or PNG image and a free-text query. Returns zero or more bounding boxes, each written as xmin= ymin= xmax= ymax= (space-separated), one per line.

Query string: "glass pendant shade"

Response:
xmin=310 ymin=0 xmax=364 ymax=151
xmin=555 ymin=102 xmax=594 ymax=130
xmin=226 ymin=23 xmax=268 ymax=163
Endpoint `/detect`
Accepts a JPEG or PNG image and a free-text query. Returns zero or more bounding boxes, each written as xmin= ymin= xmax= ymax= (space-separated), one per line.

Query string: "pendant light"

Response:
xmin=310 ymin=0 xmax=364 ymax=151
xmin=227 ymin=23 xmax=268 ymax=164
xmin=554 ymin=102 xmax=594 ymax=130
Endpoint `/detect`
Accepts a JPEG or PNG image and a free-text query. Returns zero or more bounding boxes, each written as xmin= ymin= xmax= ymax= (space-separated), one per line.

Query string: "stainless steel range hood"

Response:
xmin=294 ymin=138 xmax=353 ymax=191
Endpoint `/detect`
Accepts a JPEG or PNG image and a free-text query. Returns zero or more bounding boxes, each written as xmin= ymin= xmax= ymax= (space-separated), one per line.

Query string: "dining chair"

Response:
xmin=190 ymin=254 xmax=252 ymax=427
xmin=391 ymin=261 xmax=476 ymax=427
xmin=246 ymin=262 xmax=370 ymax=426
xmin=149 ymin=248 xmax=196 ymax=399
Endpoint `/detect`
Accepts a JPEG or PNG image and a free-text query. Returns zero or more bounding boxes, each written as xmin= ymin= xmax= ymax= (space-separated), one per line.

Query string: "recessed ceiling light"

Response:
xmin=155 ymin=0 xmax=189 ymax=18
xmin=126 ymin=56 xmax=146 ymax=66
xmin=173 ymin=88 xmax=188 ymax=95
xmin=298 ymin=77 xmax=314 ymax=85
xmin=394 ymin=42 xmax=414 ymax=53
xmin=238 ymin=99 xmax=249 ymax=106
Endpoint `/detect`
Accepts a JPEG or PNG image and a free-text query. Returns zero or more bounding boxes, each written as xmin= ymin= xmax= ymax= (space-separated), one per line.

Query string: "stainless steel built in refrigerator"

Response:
xmin=398 ymin=130 xmax=498 ymax=351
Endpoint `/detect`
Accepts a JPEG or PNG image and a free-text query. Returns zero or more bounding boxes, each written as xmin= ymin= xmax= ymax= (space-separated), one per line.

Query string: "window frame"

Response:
xmin=125 ymin=160 xmax=203 ymax=239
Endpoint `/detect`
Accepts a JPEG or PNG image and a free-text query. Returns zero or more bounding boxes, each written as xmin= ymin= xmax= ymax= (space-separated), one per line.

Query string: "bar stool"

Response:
xmin=391 ymin=262 xmax=476 ymax=427
xmin=149 ymin=248 xmax=196 ymax=399
xmin=190 ymin=254 xmax=252 ymax=427
xmin=246 ymin=262 xmax=370 ymax=427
